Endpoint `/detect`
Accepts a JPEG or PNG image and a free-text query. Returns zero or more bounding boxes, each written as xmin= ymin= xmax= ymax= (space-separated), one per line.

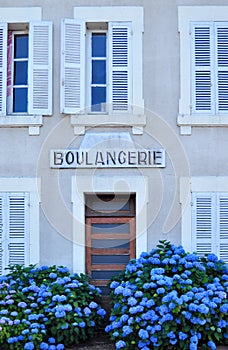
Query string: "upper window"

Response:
xmin=178 ymin=6 xmax=228 ymax=135
xmin=60 ymin=7 xmax=145 ymax=135
xmin=0 ymin=7 xmax=52 ymax=135
xmin=192 ymin=22 xmax=228 ymax=115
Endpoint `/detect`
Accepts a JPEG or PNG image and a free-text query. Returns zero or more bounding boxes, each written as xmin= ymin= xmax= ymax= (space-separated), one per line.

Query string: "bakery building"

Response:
xmin=0 ymin=0 xmax=227 ymax=292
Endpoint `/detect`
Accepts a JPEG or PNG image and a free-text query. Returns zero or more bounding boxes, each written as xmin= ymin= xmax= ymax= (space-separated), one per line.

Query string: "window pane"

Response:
xmin=14 ymin=35 xmax=28 ymax=58
xmin=14 ymin=61 xmax=28 ymax=85
xmin=92 ymin=87 xmax=106 ymax=112
xmin=13 ymin=88 xmax=28 ymax=113
xmin=92 ymin=60 xmax=106 ymax=84
xmin=92 ymin=33 xmax=106 ymax=57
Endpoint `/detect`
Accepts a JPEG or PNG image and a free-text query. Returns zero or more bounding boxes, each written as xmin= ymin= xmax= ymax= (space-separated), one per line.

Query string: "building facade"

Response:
xmin=0 ymin=0 xmax=227 ymax=291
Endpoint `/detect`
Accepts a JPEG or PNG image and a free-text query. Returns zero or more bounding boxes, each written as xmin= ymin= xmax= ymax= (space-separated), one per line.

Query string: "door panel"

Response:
xmin=86 ymin=207 xmax=135 ymax=294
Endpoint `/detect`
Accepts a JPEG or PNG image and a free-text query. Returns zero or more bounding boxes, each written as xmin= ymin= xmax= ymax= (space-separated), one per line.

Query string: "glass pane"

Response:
xmin=14 ymin=61 xmax=28 ymax=85
xmin=91 ymin=239 xmax=130 ymax=249
xmin=92 ymin=270 xmax=120 ymax=280
xmin=98 ymin=285 xmax=110 ymax=295
xmin=91 ymin=255 xmax=130 ymax=264
xmin=92 ymin=60 xmax=106 ymax=84
xmin=91 ymin=223 xmax=130 ymax=234
xmin=14 ymin=35 xmax=28 ymax=58
xmin=13 ymin=88 xmax=27 ymax=113
xmin=92 ymin=33 xmax=106 ymax=57
xmin=92 ymin=87 xmax=106 ymax=112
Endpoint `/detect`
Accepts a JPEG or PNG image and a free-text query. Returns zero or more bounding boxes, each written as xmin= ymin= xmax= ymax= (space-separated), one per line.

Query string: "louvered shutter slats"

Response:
xmin=60 ymin=19 xmax=85 ymax=114
xmin=216 ymin=25 xmax=228 ymax=113
xmin=0 ymin=23 xmax=7 ymax=116
xmin=110 ymin=22 xmax=131 ymax=113
xmin=28 ymin=21 xmax=52 ymax=115
xmin=219 ymin=196 xmax=228 ymax=263
xmin=194 ymin=195 xmax=213 ymax=256
xmin=8 ymin=195 xmax=28 ymax=266
xmin=0 ymin=196 xmax=3 ymax=274
xmin=192 ymin=25 xmax=212 ymax=113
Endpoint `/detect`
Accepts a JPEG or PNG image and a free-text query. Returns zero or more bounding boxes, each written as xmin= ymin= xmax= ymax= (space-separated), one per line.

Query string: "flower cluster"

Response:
xmin=0 ymin=264 xmax=106 ymax=349
xmin=105 ymin=241 xmax=228 ymax=349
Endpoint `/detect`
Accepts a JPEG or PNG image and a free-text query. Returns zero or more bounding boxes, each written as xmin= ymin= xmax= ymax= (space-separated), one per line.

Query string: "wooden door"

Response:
xmin=85 ymin=195 xmax=136 ymax=294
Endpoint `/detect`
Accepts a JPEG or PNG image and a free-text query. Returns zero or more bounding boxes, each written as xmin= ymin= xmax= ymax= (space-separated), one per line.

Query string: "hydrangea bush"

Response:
xmin=105 ymin=241 xmax=228 ymax=350
xmin=0 ymin=264 xmax=106 ymax=349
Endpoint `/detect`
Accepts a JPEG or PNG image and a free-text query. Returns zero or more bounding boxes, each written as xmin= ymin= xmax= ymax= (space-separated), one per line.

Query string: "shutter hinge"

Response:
xmin=190 ymin=201 xmax=193 ymax=206
xmin=190 ymin=104 xmax=192 ymax=113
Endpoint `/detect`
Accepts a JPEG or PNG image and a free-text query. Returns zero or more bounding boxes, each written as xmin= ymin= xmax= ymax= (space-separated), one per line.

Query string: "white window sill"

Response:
xmin=71 ymin=113 xmax=146 ymax=135
xmin=0 ymin=115 xmax=42 ymax=135
xmin=177 ymin=114 xmax=228 ymax=135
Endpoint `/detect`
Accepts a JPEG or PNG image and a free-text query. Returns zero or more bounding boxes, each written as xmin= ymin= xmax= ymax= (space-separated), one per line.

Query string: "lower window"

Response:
xmin=0 ymin=192 xmax=29 ymax=274
xmin=192 ymin=192 xmax=228 ymax=263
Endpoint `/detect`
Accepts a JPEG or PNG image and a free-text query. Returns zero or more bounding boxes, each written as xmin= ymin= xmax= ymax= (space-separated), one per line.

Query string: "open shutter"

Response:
xmin=215 ymin=24 xmax=228 ymax=113
xmin=8 ymin=193 xmax=29 ymax=266
xmin=192 ymin=23 xmax=213 ymax=114
xmin=109 ymin=22 xmax=132 ymax=113
xmin=192 ymin=193 xmax=214 ymax=257
xmin=28 ymin=21 xmax=52 ymax=115
xmin=0 ymin=23 xmax=7 ymax=116
xmin=218 ymin=195 xmax=228 ymax=263
xmin=60 ymin=19 xmax=85 ymax=114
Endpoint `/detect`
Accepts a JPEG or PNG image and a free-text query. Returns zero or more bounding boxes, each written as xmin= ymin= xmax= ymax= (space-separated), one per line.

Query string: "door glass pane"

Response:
xmin=89 ymin=196 xmax=130 ymax=212
xmin=91 ymin=239 xmax=130 ymax=249
xmin=14 ymin=35 xmax=28 ymax=58
xmin=92 ymin=270 xmax=120 ymax=280
xmin=91 ymin=255 xmax=130 ymax=264
xmin=91 ymin=223 xmax=130 ymax=234
xmin=13 ymin=88 xmax=28 ymax=112
xmin=92 ymin=33 xmax=106 ymax=57
xmin=92 ymin=60 xmax=106 ymax=84
xmin=92 ymin=87 xmax=106 ymax=112
xmin=14 ymin=61 xmax=28 ymax=85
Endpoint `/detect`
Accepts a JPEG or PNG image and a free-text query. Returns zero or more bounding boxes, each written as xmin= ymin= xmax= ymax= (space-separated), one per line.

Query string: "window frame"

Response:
xmin=178 ymin=6 xmax=228 ymax=135
xmin=86 ymin=28 xmax=108 ymax=114
xmin=61 ymin=6 xmax=145 ymax=135
xmin=9 ymin=30 xmax=29 ymax=115
xmin=0 ymin=7 xmax=52 ymax=135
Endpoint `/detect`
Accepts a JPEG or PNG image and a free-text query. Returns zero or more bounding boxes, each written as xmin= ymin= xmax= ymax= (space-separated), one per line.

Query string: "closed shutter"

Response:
xmin=215 ymin=24 xmax=228 ymax=113
xmin=0 ymin=195 xmax=3 ymax=274
xmin=218 ymin=195 xmax=228 ymax=263
xmin=192 ymin=23 xmax=213 ymax=114
xmin=28 ymin=21 xmax=53 ymax=115
xmin=7 ymin=193 xmax=29 ymax=267
xmin=60 ymin=19 xmax=85 ymax=114
xmin=109 ymin=22 xmax=132 ymax=113
xmin=192 ymin=193 xmax=214 ymax=257
xmin=0 ymin=23 xmax=7 ymax=116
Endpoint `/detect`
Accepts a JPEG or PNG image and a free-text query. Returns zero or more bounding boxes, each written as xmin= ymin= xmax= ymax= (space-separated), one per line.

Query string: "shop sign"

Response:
xmin=50 ymin=149 xmax=165 ymax=168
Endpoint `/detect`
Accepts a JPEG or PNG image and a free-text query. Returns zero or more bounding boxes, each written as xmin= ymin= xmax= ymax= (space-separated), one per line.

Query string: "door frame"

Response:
xmin=71 ymin=175 xmax=148 ymax=274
